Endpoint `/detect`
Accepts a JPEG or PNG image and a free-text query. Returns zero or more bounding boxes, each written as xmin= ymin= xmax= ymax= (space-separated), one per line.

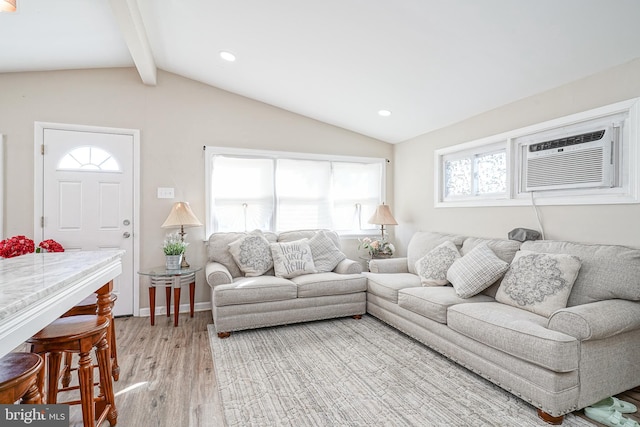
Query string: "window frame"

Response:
xmin=434 ymin=97 xmax=640 ymax=208
xmin=440 ymin=141 xmax=510 ymax=202
xmin=204 ymin=146 xmax=387 ymax=237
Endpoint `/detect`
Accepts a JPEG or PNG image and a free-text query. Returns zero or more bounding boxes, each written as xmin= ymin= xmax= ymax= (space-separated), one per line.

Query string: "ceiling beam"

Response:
xmin=109 ymin=0 xmax=156 ymax=86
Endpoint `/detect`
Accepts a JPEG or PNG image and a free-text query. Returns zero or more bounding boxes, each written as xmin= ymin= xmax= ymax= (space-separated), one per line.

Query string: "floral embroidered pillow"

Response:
xmin=495 ymin=250 xmax=582 ymax=317
xmin=228 ymin=231 xmax=274 ymax=277
xmin=270 ymin=239 xmax=317 ymax=279
xmin=415 ymin=240 xmax=461 ymax=286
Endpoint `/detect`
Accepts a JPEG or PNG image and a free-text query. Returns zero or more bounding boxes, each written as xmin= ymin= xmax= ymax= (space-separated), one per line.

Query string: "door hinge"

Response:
xmin=41 ymin=144 xmax=44 ymax=155
xmin=41 ymin=216 xmax=44 ymax=228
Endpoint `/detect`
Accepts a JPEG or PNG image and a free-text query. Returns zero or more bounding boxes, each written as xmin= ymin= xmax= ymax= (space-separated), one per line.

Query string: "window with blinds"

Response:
xmin=204 ymin=147 xmax=386 ymax=235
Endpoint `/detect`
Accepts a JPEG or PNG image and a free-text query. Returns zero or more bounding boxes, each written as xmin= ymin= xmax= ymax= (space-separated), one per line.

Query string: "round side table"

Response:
xmin=138 ymin=266 xmax=202 ymax=327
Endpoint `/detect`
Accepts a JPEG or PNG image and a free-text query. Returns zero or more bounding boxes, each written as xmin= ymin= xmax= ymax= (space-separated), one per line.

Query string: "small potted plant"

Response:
xmin=163 ymin=232 xmax=187 ymax=270
xmin=358 ymin=237 xmax=395 ymax=259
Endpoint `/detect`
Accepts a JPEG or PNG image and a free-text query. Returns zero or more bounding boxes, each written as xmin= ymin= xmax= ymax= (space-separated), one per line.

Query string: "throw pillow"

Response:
xmin=228 ymin=231 xmax=274 ymax=277
xmin=308 ymin=230 xmax=346 ymax=272
xmin=270 ymin=239 xmax=317 ymax=279
xmin=415 ymin=240 xmax=461 ymax=286
xmin=447 ymin=243 xmax=509 ymax=298
xmin=495 ymin=250 xmax=582 ymax=317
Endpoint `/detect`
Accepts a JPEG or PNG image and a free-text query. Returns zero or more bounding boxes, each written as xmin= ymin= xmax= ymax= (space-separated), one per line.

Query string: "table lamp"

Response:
xmin=368 ymin=203 xmax=398 ymax=238
xmin=161 ymin=201 xmax=202 ymax=268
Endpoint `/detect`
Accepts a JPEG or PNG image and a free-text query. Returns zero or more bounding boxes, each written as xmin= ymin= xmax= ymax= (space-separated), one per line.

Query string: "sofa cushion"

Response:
xmin=292 ymin=272 xmax=367 ymax=298
xmin=460 ymin=237 xmax=522 ymax=263
xmin=398 ymin=286 xmax=494 ymax=324
xmin=496 ymin=250 xmax=582 ymax=317
xmin=270 ymin=239 xmax=317 ymax=278
xmin=459 ymin=236 xmax=522 ymax=297
xmin=213 ymin=276 xmax=297 ymax=307
xmin=448 ymin=302 xmax=579 ymax=372
xmin=208 ymin=231 xmax=278 ymax=278
xmin=407 ymin=231 xmax=466 ymax=275
xmin=521 ymin=240 xmax=640 ymax=306
xmin=363 ymin=272 xmax=421 ymax=303
xmin=447 ymin=243 xmax=509 ymax=298
xmin=415 ymin=240 xmax=460 ymax=286
xmin=228 ymin=231 xmax=275 ymax=277
xmin=308 ymin=230 xmax=346 ymax=272
xmin=207 ymin=232 xmax=249 ymax=278
xmin=278 ymin=229 xmax=340 ymax=247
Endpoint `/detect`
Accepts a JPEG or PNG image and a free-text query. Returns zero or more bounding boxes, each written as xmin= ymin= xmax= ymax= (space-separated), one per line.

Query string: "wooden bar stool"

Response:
xmin=60 ymin=293 xmax=119 ymax=387
xmin=28 ymin=315 xmax=117 ymax=427
xmin=0 ymin=353 xmax=43 ymax=404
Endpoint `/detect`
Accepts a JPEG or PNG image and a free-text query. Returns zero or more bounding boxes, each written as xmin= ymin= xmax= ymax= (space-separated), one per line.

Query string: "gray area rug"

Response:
xmin=208 ymin=315 xmax=594 ymax=427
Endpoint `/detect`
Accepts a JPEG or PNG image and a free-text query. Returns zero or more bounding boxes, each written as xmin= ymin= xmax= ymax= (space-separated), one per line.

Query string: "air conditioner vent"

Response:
xmin=529 ymin=129 xmax=605 ymax=152
xmin=523 ymin=127 xmax=614 ymax=192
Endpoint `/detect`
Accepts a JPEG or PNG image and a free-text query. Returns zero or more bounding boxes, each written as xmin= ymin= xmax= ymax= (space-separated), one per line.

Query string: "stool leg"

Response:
xmin=96 ymin=336 xmax=117 ymax=426
xmin=77 ymin=350 xmax=95 ymax=427
xmin=110 ymin=318 xmax=119 ymax=381
xmin=46 ymin=352 xmax=62 ymax=404
xmin=166 ymin=287 xmax=171 ymax=318
xmin=149 ymin=286 xmax=156 ymax=326
xmin=21 ymin=380 xmax=43 ymax=404
xmin=173 ymin=287 xmax=181 ymax=327
xmin=189 ymin=281 xmax=195 ymax=318
xmin=61 ymin=352 xmax=73 ymax=388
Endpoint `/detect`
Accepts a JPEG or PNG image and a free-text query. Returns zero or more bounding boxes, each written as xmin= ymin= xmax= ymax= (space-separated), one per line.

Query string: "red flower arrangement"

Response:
xmin=37 ymin=239 xmax=65 ymax=253
xmin=0 ymin=235 xmax=35 ymax=258
xmin=0 ymin=236 xmax=65 ymax=258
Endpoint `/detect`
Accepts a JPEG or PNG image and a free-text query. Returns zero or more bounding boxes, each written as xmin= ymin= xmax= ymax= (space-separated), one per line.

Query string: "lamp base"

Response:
xmin=181 ymin=256 xmax=190 ymax=269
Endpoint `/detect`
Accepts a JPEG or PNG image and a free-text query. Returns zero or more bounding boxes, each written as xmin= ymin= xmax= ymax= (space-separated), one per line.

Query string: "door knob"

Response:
xmin=123 ymin=232 xmax=131 ymax=238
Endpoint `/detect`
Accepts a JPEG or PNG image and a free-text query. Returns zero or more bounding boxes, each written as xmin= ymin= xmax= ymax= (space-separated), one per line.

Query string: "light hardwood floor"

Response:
xmin=18 ymin=310 xmax=640 ymax=426
xmin=64 ymin=311 xmax=225 ymax=427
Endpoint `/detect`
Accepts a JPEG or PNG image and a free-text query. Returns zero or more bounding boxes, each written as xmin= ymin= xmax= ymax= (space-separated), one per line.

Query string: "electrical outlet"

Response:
xmin=157 ymin=187 xmax=174 ymax=199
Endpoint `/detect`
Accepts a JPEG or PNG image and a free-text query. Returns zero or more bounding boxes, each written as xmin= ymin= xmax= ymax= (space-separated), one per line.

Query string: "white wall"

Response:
xmin=394 ymin=58 xmax=640 ymax=254
xmin=0 ymin=68 xmax=393 ymax=310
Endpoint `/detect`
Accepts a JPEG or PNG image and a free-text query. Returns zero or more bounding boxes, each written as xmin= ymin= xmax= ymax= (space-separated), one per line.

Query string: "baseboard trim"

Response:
xmin=138 ymin=301 xmax=211 ymax=318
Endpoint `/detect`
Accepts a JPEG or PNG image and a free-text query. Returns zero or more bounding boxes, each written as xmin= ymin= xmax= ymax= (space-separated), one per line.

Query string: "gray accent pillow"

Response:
xmin=270 ymin=239 xmax=317 ymax=278
xmin=308 ymin=230 xmax=346 ymax=272
xmin=415 ymin=240 xmax=460 ymax=286
xmin=447 ymin=243 xmax=509 ymax=298
xmin=228 ymin=231 xmax=274 ymax=277
xmin=496 ymin=250 xmax=582 ymax=317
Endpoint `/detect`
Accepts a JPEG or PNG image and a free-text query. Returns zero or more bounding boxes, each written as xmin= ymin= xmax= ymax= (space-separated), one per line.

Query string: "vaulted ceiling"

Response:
xmin=1 ymin=0 xmax=639 ymax=143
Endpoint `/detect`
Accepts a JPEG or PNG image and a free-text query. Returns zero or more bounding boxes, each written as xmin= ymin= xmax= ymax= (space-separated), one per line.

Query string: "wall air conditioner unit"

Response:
xmin=523 ymin=127 xmax=615 ymax=192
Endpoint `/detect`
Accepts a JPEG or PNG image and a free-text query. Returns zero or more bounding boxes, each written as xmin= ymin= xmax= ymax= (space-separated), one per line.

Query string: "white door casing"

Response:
xmin=34 ymin=122 xmax=140 ymax=316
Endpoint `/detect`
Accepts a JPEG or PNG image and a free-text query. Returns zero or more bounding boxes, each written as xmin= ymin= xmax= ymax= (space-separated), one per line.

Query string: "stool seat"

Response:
xmin=61 ymin=294 xmax=119 ymax=384
xmin=0 ymin=353 xmax=43 ymax=404
xmin=28 ymin=315 xmax=117 ymax=427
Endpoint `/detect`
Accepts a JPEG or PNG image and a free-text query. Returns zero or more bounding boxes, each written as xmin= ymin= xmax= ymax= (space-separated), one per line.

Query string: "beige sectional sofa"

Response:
xmin=364 ymin=231 xmax=640 ymax=424
xmin=205 ymin=229 xmax=366 ymax=337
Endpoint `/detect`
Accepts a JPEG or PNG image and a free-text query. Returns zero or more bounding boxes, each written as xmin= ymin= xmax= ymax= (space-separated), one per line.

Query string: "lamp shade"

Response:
xmin=161 ymin=202 xmax=202 ymax=228
xmin=0 ymin=0 xmax=16 ymax=12
xmin=368 ymin=204 xmax=398 ymax=226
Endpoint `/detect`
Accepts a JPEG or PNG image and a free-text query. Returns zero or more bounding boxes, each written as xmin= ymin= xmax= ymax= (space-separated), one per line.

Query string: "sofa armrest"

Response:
xmin=547 ymin=299 xmax=640 ymax=341
xmin=205 ymin=261 xmax=233 ymax=288
xmin=368 ymin=257 xmax=409 ymax=274
xmin=333 ymin=258 xmax=363 ymax=274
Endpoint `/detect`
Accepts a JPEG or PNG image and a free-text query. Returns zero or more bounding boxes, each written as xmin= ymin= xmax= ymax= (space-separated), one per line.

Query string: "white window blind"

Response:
xmin=205 ymin=147 xmax=386 ymax=235
xmin=210 ymin=156 xmax=274 ymax=232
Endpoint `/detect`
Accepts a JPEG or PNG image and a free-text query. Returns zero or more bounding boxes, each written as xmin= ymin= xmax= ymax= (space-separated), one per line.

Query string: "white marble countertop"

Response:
xmin=0 ymin=250 xmax=124 ymax=357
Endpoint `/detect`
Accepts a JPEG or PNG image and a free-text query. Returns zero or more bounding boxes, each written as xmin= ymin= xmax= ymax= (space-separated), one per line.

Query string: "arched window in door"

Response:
xmin=57 ymin=146 xmax=120 ymax=172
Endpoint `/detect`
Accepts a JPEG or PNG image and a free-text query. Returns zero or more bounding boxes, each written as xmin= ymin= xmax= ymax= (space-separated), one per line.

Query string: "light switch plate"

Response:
xmin=157 ymin=187 xmax=175 ymax=199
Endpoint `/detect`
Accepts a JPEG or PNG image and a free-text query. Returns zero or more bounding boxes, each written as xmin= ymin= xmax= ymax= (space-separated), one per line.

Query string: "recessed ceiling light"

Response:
xmin=219 ymin=51 xmax=236 ymax=62
xmin=378 ymin=110 xmax=392 ymax=117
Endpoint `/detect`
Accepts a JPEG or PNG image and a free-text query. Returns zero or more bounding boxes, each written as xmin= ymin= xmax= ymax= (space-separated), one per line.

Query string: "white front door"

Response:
xmin=36 ymin=123 xmax=139 ymax=316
